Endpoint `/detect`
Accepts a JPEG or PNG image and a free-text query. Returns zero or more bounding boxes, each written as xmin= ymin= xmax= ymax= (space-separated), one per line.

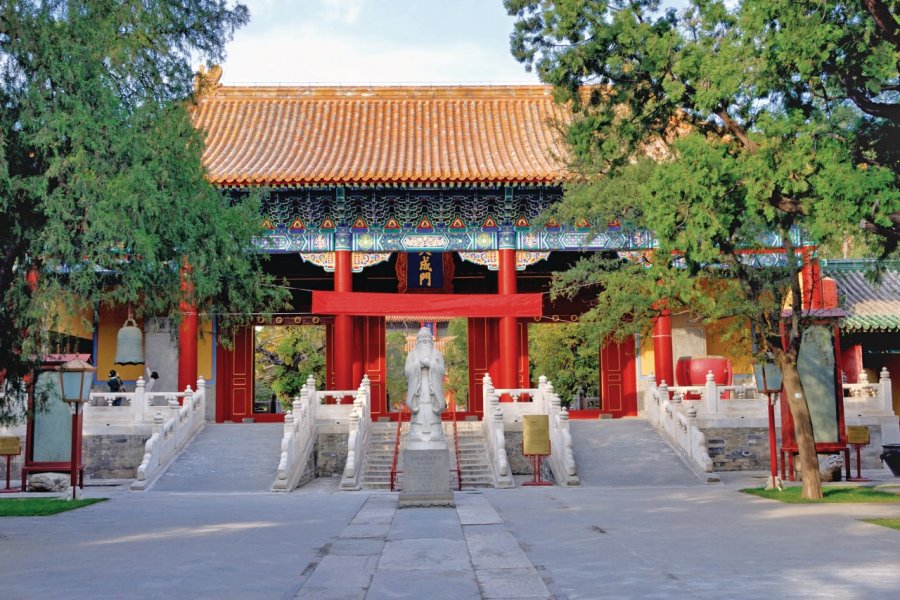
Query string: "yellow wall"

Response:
xmin=640 ymin=333 xmax=655 ymax=377
xmin=50 ymin=299 xmax=93 ymax=340
xmin=199 ymin=318 xmax=214 ymax=381
xmin=705 ymin=318 xmax=754 ymax=375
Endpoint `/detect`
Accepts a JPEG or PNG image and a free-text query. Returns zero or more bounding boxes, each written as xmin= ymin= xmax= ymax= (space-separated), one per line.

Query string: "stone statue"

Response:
xmin=405 ymin=327 xmax=446 ymax=443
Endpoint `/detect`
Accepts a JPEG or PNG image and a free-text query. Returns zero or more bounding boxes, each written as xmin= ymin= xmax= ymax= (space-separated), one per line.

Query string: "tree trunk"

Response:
xmin=775 ymin=350 xmax=823 ymax=500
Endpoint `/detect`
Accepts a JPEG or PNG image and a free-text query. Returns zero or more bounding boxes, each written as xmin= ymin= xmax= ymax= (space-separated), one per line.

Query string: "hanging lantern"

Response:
xmin=114 ymin=311 xmax=144 ymax=365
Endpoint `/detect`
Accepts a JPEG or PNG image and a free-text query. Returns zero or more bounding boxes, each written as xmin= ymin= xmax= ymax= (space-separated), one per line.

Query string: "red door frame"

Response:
xmin=598 ymin=336 xmax=638 ymax=418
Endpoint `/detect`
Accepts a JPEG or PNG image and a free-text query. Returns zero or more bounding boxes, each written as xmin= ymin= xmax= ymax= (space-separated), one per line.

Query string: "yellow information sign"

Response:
xmin=0 ymin=436 xmax=21 ymax=456
xmin=847 ymin=426 xmax=870 ymax=445
xmin=523 ymin=415 xmax=551 ymax=456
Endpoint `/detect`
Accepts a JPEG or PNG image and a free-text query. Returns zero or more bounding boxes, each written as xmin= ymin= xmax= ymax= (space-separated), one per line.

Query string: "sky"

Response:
xmin=220 ymin=0 xmax=542 ymax=85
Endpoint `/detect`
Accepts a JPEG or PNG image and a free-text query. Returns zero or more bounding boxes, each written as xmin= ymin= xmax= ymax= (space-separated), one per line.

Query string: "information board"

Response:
xmin=523 ymin=415 xmax=550 ymax=456
xmin=847 ymin=426 xmax=870 ymax=445
xmin=0 ymin=436 xmax=20 ymax=455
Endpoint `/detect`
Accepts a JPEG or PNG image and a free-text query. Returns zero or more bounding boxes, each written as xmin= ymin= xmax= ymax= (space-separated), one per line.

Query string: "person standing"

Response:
xmin=108 ymin=370 xmax=125 ymax=406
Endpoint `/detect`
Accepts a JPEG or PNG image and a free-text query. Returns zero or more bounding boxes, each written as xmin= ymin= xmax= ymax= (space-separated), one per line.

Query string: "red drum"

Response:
xmin=675 ymin=356 xmax=733 ymax=399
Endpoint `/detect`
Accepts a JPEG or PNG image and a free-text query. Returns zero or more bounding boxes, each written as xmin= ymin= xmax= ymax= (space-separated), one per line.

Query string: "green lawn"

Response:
xmin=742 ymin=486 xmax=900 ymax=503
xmin=0 ymin=498 xmax=106 ymax=516
xmin=862 ymin=519 xmax=900 ymax=531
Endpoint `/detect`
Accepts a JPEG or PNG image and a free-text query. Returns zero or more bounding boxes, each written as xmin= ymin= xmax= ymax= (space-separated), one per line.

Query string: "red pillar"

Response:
xmin=652 ymin=308 xmax=674 ymax=387
xmin=178 ymin=263 xmax=198 ymax=394
xmin=498 ymin=248 xmax=518 ymax=398
xmin=800 ymin=249 xmax=824 ymax=310
xmin=333 ymin=249 xmax=354 ymax=396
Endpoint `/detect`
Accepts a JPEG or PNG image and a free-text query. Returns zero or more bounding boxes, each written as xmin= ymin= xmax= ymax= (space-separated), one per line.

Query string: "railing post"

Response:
xmin=881 ymin=368 xmax=894 ymax=414
xmin=705 ymin=371 xmax=719 ymax=414
xmin=133 ymin=376 xmax=147 ymax=424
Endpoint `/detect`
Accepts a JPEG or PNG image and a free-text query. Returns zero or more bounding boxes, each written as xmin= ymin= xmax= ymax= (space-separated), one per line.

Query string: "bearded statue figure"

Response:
xmin=405 ymin=327 xmax=447 ymax=443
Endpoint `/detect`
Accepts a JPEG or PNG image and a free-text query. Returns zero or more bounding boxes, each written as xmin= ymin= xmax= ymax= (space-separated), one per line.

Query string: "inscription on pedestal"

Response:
xmin=399 ymin=447 xmax=453 ymax=507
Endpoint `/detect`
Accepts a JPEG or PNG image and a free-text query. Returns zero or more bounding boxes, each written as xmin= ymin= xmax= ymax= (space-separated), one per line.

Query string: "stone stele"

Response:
xmin=399 ymin=446 xmax=453 ymax=508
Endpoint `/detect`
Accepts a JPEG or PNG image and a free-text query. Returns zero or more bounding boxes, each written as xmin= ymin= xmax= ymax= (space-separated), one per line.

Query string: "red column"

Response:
xmin=178 ymin=263 xmax=198 ymax=394
xmin=800 ymin=250 xmax=824 ymax=310
xmin=652 ymin=308 xmax=674 ymax=387
xmin=498 ymin=248 xmax=518 ymax=399
xmin=333 ymin=249 xmax=354 ymax=396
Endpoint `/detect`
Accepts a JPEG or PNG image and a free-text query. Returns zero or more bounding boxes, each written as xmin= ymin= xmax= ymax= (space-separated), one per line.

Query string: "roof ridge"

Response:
xmin=203 ymin=84 xmax=555 ymax=101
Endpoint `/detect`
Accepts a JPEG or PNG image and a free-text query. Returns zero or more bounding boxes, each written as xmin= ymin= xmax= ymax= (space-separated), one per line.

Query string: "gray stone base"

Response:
xmin=397 ymin=492 xmax=455 ymax=508
xmin=398 ymin=446 xmax=453 ymax=508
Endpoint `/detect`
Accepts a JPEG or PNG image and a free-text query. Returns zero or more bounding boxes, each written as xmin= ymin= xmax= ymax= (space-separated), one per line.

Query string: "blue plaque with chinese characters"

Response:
xmin=407 ymin=252 xmax=444 ymax=290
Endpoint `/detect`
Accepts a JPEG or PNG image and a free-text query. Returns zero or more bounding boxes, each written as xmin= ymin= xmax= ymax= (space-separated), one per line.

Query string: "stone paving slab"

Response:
xmin=378 ymin=538 xmax=472 ymax=570
xmin=475 ymin=567 xmax=550 ymax=599
xmin=456 ymin=491 xmax=504 ymax=525
xmin=3 ymin=471 xmax=900 ymax=599
xmin=368 ymin=569 xmax=481 ymax=600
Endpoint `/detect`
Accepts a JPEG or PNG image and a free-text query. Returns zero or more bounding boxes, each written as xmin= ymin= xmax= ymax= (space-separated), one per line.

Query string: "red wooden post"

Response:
xmin=652 ymin=306 xmax=674 ymax=388
xmin=333 ymin=248 xmax=354 ymax=398
xmin=178 ymin=262 xmax=198 ymax=395
xmin=498 ymin=247 xmax=518 ymax=399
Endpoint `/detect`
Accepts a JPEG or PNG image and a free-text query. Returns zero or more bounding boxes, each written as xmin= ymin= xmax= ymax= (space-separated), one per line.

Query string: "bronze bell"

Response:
xmin=114 ymin=317 xmax=144 ymax=365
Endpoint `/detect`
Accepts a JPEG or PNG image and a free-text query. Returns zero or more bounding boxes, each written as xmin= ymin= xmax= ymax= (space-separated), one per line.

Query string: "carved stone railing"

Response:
xmin=88 ymin=376 xmax=194 ymax=427
xmin=272 ymin=375 xmax=318 ymax=492
xmin=131 ymin=377 xmax=207 ymax=490
xmin=272 ymin=375 xmax=371 ymax=492
xmin=487 ymin=373 xmax=580 ymax=487
xmin=340 ymin=376 xmax=371 ymax=490
xmin=534 ymin=376 xmax=579 ymax=486
xmin=481 ymin=375 xmax=514 ymax=488
xmin=843 ymin=368 xmax=894 ymax=416
xmin=645 ymin=380 xmax=714 ymax=473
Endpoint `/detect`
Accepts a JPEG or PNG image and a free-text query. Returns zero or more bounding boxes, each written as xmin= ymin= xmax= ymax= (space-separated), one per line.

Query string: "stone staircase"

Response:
xmin=361 ymin=422 xmax=406 ymax=490
xmin=359 ymin=420 xmax=493 ymax=490
xmin=451 ymin=421 xmax=493 ymax=489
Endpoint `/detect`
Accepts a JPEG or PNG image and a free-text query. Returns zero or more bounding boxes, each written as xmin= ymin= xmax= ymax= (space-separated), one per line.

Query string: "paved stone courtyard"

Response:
xmin=2 ymin=470 xmax=899 ymax=599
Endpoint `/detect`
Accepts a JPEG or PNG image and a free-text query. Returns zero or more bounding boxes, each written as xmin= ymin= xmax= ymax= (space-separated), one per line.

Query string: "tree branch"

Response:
xmin=860 ymin=0 xmax=900 ymax=51
xmin=717 ymin=109 xmax=758 ymax=151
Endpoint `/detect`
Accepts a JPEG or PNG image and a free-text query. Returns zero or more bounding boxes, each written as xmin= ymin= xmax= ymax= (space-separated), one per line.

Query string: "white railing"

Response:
xmin=481 ymin=375 xmax=514 ymax=488
xmin=87 ymin=376 xmax=193 ymax=426
xmin=646 ymin=371 xmax=764 ymax=417
xmin=272 ymin=375 xmax=371 ymax=492
xmin=843 ymin=368 xmax=894 ymax=416
xmin=645 ymin=380 xmax=714 ymax=473
xmin=487 ymin=373 xmax=580 ymax=487
xmin=272 ymin=375 xmax=318 ymax=492
xmin=131 ymin=377 xmax=207 ymax=490
xmin=340 ymin=376 xmax=371 ymax=490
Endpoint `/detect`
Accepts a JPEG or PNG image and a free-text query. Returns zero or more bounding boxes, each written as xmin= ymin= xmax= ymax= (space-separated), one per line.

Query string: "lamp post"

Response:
xmin=754 ymin=360 xmax=783 ymax=491
xmin=58 ymin=359 xmax=95 ymax=500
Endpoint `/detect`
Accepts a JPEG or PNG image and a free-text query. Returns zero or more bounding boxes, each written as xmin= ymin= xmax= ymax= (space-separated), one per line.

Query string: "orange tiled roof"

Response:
xmin=192 ymin=85 xmax=570 ymax=187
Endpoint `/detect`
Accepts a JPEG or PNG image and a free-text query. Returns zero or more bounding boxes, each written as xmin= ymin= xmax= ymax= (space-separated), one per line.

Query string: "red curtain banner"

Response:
xmin=312 ymin=291 xmax=543 ymax=318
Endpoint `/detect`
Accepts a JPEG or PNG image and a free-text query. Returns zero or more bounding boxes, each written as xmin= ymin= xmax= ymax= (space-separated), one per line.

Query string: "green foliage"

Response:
xmin=506 ymin=0 xmax=899 ymax=499
xmin=743 ymin=486 xmax=900 ymax=503
xmin=255 ymin=327 xmax=325 ymax=410
xmin=385 ymin=328 xmax=410 ymax=410
xmin=528 ymin=322 xmax=598 ymax=405
xmin=862 ymin=518 xmax=900 ymax=530
xmin=443 ymin=319 xmax=469 ymax=408
xmin=0 ymin=497 xmax=106 ymax=516
xmin=0 ymin=1 xmax=288 ymax=422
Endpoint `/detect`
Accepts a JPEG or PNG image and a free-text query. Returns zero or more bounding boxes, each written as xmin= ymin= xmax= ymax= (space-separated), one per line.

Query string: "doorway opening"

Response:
xmin=384 ymin=318 xmax=470 ymax=416
xmin=528 ymin=321 xmax=600 ymax=411
xmin=253 ymin=325 xmax=326 ymax=416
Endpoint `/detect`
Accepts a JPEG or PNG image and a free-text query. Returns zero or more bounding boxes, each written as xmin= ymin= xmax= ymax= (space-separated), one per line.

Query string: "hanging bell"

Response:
xmin=114 ymin=317 xmax=144 ymax=365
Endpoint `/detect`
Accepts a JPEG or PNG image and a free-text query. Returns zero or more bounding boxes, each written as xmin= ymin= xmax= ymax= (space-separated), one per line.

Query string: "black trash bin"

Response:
xmin=880 ymin=444 xmax=900 ymax=476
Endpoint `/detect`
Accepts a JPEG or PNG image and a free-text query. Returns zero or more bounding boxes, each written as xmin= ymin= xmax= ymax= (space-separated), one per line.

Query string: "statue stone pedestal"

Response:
xmin=398 ymin=441 xmax=454 ymax=508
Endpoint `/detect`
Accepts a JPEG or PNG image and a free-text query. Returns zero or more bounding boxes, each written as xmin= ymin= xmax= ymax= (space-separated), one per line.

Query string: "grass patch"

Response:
xmin=0 ymin=498 xmax=106 ymax=516
xmin=742 ymin=486 xmax=900 ymax=503
xmin=862 ymin=519 xmax=900 ymax=531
